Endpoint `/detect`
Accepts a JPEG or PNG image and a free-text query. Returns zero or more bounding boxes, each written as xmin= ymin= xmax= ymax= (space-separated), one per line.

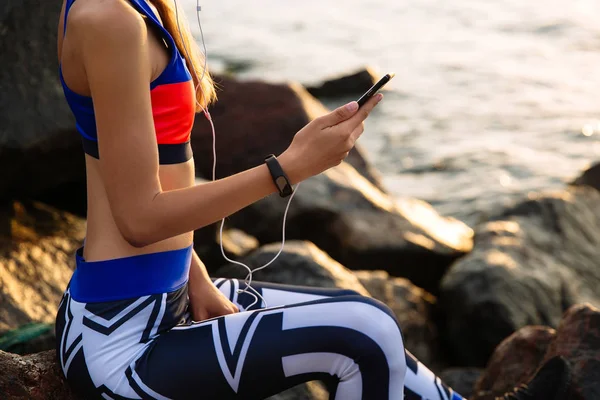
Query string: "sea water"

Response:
xmin=184 ymin=0 xmax=600 ymax=226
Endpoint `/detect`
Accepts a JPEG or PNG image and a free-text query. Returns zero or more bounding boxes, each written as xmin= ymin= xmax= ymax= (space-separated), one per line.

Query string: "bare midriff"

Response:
xmin=82 ymin=156 xmax=195 ymax=262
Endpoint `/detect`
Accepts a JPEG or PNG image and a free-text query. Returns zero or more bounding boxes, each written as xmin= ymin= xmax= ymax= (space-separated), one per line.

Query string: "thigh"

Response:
xmin=132 ymin=295 xmax=405 ymax=400
xmin=210 ymin=280 xmax=466 ymax=400
xmin=212 ymin=278 xmax=363 ymax=311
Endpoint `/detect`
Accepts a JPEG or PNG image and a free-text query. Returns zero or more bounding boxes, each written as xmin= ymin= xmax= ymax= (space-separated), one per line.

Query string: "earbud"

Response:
xmin=172 ymin=1 xmax=298 ymax=310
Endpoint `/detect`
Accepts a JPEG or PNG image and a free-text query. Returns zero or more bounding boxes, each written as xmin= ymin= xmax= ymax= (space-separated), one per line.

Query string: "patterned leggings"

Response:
xmin=56 ymin=277 xmax=463 ymax=400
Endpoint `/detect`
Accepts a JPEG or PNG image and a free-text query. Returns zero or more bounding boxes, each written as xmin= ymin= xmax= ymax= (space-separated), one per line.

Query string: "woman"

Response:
xmin=54 ymin=0 xmax=567 ymax=399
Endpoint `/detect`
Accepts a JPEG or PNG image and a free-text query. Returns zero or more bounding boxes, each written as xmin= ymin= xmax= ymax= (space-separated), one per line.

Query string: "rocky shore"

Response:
xmin=2 ymin=1 xmax=600 ymax=399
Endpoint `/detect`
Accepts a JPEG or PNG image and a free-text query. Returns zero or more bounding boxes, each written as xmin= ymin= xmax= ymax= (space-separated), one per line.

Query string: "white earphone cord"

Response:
xmin=173 ymin=0 xmax=298 ymax=310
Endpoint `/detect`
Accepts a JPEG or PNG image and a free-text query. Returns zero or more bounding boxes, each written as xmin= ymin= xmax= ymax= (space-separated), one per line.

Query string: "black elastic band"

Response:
xmin=157 ymin=142 xmax=193 ymax=165
xmin=81 ymin=137 xmax=193 ymax=165
xmin=81 ymin=136 xmax=100 ymax=159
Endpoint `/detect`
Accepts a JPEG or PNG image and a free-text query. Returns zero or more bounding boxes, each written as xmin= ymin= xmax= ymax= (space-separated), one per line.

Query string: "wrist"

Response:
xmin=277 ymin=150 xmax=304 ymax=185
xmin=188 ymin=276 xmax=214 ymax=297
xmin=188 ymin=262 xmax=213 ymax=289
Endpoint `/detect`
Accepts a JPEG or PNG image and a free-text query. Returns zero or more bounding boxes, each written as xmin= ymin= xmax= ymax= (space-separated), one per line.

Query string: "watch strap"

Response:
xmin=265 ymin=155 xmax=294 ymax=197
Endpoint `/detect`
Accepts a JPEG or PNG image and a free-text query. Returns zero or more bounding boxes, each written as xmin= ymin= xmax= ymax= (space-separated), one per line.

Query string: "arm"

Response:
xmin=187 ymin=249 xmax=239 ymax=320
xmin=77 ymin=6 xmax=379 ymax=248
xmin=79 ymin=7 xmax=284 ymax=247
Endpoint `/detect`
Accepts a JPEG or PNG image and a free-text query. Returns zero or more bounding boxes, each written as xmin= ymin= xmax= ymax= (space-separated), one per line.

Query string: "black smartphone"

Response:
xmin=357 ymin=73 xmax=395 ymax=108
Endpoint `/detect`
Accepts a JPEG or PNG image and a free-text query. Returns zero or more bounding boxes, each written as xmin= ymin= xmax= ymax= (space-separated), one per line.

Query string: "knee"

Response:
xmin=336 ymin=288 xmax=364 ymax=297
xmin=343 ymin=296 xmax=402 ymax=339
xmin=341 ymin=296 xmax=407 ymax=374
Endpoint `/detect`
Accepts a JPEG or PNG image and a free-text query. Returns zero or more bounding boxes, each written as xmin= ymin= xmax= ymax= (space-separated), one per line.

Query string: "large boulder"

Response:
xmin=439 ymin=368 xmax=483 ymax=400
xmin=305 ymin=67 xmax=379 ymax=98
xmin=0 ymin=0 xmax=85 ymax=200
xmin=440 ymin=186 xmax=600 ymax=366
xmin=215 ymin=241 xmax=370 ymax=296
xmin=0 ymin=201 xmax=84 ymax=334
xmin=226 ymin=162 xmax=473 ymax=293
xmin=544 ymin=304 xmax=600 ymax=400
xmin=571 ymin=161 xmax=600 ymax=192
xmin=193 ymin=217 xmax=260 ymax=274
xmin=215 ymin=241 xmax=441 ymax=368
xmin=471 ymin=326 xmax=556 ymax=399
xmin=0 ymin=350 xmax=76 ymax=400
xmin=472 ymin=304 xmax=600 ymax=400
xmin=192 ymin=74 xmax=386 ymax=192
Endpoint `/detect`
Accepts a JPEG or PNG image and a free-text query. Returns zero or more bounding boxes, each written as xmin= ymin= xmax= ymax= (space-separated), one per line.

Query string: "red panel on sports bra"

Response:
xmin=151 ymin=81 xmax=196 ymax=145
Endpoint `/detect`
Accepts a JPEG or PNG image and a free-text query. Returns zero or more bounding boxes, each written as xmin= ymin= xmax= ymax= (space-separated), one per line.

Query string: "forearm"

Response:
xmin=187 ymin=248 xmax=240 ymax=320
xmin=188 ymin=249 xmax=212 ymax=290
xmin=130 ymin=159 xmax=294 ymax=247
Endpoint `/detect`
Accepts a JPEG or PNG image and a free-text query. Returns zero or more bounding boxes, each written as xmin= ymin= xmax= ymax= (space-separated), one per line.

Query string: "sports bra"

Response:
xmin=59 ymin=0 xmax=196 ymax=165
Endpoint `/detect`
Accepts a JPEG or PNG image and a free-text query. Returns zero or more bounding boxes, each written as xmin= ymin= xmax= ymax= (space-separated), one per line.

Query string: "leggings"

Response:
xmin=56 ymin=247 xmax=463 ymax=400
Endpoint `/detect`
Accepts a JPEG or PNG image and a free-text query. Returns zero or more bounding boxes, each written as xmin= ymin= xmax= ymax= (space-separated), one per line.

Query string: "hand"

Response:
xmin=278 ymin=93 xmax=383 ymax=183
xmin=188 ymin=281 xmax=240 ymax=322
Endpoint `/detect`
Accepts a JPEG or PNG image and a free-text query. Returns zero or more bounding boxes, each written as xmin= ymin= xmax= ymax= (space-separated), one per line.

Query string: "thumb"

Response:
xmin=317 ymin=101 xmax=359 ymax=128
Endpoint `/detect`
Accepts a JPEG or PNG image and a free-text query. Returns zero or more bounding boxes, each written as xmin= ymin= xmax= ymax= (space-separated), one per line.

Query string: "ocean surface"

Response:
xmin=183 ymin=0 xmax=600 ymax=226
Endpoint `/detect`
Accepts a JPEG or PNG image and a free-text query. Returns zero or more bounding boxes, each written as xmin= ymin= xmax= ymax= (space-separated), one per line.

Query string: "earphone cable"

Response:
xmin=172 ymin=0 xmax=298 ymax=310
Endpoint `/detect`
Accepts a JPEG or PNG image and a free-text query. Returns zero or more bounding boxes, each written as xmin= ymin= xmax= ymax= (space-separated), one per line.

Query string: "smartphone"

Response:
xmin=357 ymin=73 xmax=395 ymax=108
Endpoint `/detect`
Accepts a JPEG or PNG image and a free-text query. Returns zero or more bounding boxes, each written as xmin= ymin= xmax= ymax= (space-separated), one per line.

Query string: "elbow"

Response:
xmin=123 ymin=232 xmax=150 ymax=249
xmin=115 ymin=214 xmax=154 ymax=248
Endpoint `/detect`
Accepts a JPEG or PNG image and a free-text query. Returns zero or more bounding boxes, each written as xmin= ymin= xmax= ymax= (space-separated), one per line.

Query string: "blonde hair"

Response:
xmin=149 ymin=0 xmax=217 ymax=111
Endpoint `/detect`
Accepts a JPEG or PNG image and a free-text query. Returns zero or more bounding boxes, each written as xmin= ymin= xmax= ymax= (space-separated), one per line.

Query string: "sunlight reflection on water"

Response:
xmin=185 ymin=0 xmax=600 ymax=226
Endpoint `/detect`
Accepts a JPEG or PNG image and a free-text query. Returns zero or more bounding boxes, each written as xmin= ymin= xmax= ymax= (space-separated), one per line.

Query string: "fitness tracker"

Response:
xmin=265 ymin=154 xmax=294 ymax=198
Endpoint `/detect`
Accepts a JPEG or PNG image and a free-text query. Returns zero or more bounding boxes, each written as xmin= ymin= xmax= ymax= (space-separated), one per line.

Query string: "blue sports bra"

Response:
xmin=60 ymin=0 xmax=196 ymax=165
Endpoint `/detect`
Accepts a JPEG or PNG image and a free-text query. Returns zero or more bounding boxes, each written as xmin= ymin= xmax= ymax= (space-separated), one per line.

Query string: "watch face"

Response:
xmin=276 ymin=176 xmax=288 ymax=190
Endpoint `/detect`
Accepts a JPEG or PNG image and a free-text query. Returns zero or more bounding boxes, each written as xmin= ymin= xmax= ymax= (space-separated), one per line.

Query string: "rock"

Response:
xmin=0 ymin=201 xmax=84 ymax=334
xmin=220 ymin=228 xmax=260 ymax=257
xmin=226 ymin=162 xmax=473 ymax=293
xmin=571 ymin=161 xmax=600 ymax=192
xmin=193 ymin=221 xmax=260 ymax=274
xmin=215 ymin=241 xmax=370 ymax=296
xmin=440 ymin=187 xmax=600 ymax=366
xmin=0 ymin=347 xmax=327 ymax=400
xmin=472 ymin=304 xmax=600 ymax=400
xmin=354 ymin=270 xmax=439 ymax=368
xmin=544 ymin=304 xmax=600 ymax=400
xmin=0 ymin=350 xmax=77 ymax=400
xmin=266 ymin=381 xmax=329 ymax=400
xmin=471 ymin=326 xmax=556 ymax=399
xmin=305 ymin=67 xmax=379 ymax=98
xmin=439 ymin=368 xmax=483 ymax=400
xmin=0 ymin=0 xmax=85 ymax=200
xmin=34 ymin=182 xmax=88 ymax=218
xmin=192 ymin=74 xmax=387 ymax=192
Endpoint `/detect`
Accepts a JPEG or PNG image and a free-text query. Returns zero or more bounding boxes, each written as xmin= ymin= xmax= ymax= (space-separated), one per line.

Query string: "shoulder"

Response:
xmin=69 ymin=0 xmax=147 ymax=52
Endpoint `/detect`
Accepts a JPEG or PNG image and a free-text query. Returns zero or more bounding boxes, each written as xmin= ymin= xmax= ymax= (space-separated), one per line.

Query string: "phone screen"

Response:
xmin=357 ymin=73 xmax=395 ymax=108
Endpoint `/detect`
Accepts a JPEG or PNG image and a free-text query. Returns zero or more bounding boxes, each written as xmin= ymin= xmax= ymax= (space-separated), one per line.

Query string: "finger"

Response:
xmin=316 ymin=101 xmax=359 ymax=128
xmin=232 ymin=304 xmax=240 ymax=313
xmin=343 ymin=93 xmax=383 ymax=130
xmin=350 ymin=122 xmax=365 ymax=142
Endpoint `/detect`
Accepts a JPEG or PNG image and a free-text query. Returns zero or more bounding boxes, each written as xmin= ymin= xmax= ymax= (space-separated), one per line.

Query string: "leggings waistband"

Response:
xmin=70 ymin=245 xmax=193 ymax=303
